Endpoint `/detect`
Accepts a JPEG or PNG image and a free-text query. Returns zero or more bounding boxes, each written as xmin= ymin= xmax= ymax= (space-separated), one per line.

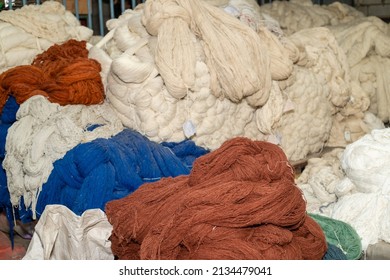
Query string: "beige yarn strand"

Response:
xmin=143 ymin=0 xmax=272 ymax=107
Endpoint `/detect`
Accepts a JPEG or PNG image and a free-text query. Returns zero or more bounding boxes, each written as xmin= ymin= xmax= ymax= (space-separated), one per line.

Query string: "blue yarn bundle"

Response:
xmin=36 ymin=128 xmax=208 ymax=217
xmin=322 ymin=243 xmax=348 ymax=260
xmin=0 ymin=97 xmax=19 ymax=211
xmin=0 ymin=97 xmax=32 ymax=246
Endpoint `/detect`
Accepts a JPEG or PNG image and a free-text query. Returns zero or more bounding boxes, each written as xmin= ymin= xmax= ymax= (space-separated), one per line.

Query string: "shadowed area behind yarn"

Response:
xmin=0 ymin=39 xmax=105 ymax=114
xmin=106 ymin=137 xmax=328 ymax=260
xmin=35 ymin=128 xmax=208 ymax=217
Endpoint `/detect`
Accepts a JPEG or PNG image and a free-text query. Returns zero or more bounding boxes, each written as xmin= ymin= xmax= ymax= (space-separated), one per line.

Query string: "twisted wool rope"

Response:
xmin=106 ymin=138 xmax=327 ymax=260
xmin=2 ymin=95 xmax=123 ymax=219
xmin=0 ymin=1 xmax=93 ymax=74
xmin=35 ymin=128 xmax=208 ymax=218
xmin=0 ymin=39 xmax=105 ymax=114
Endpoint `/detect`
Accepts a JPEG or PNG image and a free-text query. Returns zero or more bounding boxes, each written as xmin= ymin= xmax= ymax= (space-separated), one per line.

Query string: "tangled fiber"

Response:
xmin=0 ymin=39 xmax=105 ymax=114
xmin=36 ymin=128 xmax=208 ymax=217
xmin=106 ymin=137 xmax=327 ymax=260
xmin=309 ymin=213 xmax=362 ymax=260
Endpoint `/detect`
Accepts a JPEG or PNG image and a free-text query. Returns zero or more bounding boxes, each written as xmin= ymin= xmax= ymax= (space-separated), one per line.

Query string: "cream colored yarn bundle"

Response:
xmin=0 ymin=1 xmax=92 ymax=43
xmin=2 ymin=96 xmax=123 ymax=218
xmin=97 ymin=0 xmax=298 ymax=151
xmin=269 ymin=27 xmax=352 ymax=161
xmin=259 ymin=0 xmax=364 ymax=35
xmin=0 ymin=22 xmax=53 ymax=73
xmin=329 ymin=17 xmax=390 ymax=123
xmin=0 ymin=1 xmax=93 ymax=74
xmin=92 ymin=0 xmax=367 ymax=162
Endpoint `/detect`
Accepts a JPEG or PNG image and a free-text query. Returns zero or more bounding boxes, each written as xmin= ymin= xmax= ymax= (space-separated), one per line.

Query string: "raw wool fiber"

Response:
xmin=259 ymin=0 xmax=364 ymax=36
xmin=2 ymin=95 xmax=124 ymax=219
xmin=106 ymin=138 xmax=327 ymax=260
xmin=0 ymin=1 xmax=93 ymax=74
xmin=35 ymin=128 xmax=208 ymax=218
xmin=0 ymin=39 xmax=105 ymax=114
xmin=92 ymin=0 xmax=297 ymax=152
xmin=309 ymin=213 xmax=362 ymax=260
xmin=23 ymin=205 xmax=114 ymax=260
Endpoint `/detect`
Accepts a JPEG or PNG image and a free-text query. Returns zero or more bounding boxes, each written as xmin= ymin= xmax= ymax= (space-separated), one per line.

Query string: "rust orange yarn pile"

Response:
xmin=0 ymin=39 xmax=104 ymax=114
xmin=105 ymin=137 xmax=327 ymax=260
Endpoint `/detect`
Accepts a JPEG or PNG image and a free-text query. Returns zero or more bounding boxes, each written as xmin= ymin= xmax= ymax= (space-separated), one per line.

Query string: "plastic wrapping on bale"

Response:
xmin=23 ymin=205 xmax=113 ymax=260
xmin=106 ymin=137 xmax=327 ymax=260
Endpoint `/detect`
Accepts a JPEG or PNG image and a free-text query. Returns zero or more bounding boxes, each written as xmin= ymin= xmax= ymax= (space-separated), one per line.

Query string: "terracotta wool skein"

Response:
xmin=0 ymin=39 xmax=104 ymax=114
xmin=106 ymin=137 xmax=327 ymax=260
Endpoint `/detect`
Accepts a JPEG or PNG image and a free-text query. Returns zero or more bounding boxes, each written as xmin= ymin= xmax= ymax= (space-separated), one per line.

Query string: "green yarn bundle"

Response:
xmin=309 ymin=213 xmax=362 ymax=260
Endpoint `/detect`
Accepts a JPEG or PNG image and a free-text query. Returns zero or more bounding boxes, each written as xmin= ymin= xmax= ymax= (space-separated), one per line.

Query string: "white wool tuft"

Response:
xmin=2 ymin=96 xmax=123 ymax=218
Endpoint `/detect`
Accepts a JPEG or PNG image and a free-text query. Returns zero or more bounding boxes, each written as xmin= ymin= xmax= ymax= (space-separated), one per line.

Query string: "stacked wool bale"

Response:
xmin=0 ymin=1 xmax=93 ymax=74
xmin=91 ymin=0 xmax=365 ymax=162
xmin=297 ymin=128 xmax=390 ymax=251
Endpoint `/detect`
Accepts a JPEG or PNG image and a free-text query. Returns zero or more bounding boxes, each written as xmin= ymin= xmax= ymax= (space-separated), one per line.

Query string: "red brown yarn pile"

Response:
xmin=105 ymin=137 xmax=327 ymax=260
xmin=0 ymin=39 xmax=105 ymax=114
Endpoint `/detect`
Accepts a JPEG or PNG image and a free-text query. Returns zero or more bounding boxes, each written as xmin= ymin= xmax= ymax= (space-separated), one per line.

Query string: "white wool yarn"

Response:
xmin=297 ymin=128 xmax=390 ymax=250
xmin=296 ymin=148 xmax=346 ymax=215
xmin=23 ymin=205 xmax=114 ymax=260
xmin=271 ymin=27 xmax=352 ymax=161
xmin=0 ymin=1 xmax=92 ymax=43
xmin=259 ymin=0 xmax=364 ymax=35
xmin=2 ymin=96 xmax=123 ymax=218
xmin=100 ymin=1 xmax=297 ymax=151
xmin=341 ymin=128 xmax=390 ymax=193
xmin=0 ymin=1 xmax=93 ymax=74
xmin=0 ymin=22 xmax=53 ymax=73
xmin=331 ymin=192 xmax=390 ymax=250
